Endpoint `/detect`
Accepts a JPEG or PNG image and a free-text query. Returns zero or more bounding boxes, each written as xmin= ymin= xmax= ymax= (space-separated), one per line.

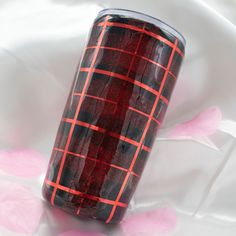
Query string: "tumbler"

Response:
xmin=42 ymin=8 xmax=185 ymax=224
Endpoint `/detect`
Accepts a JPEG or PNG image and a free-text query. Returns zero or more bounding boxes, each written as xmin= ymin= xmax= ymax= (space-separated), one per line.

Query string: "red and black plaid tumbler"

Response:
xmin=42 ymin=8 xmax=185 ymax=224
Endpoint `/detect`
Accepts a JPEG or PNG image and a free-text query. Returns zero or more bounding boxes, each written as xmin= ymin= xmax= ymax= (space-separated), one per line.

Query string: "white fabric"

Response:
xmin=0 ymin=0 xmax=236 ymax=235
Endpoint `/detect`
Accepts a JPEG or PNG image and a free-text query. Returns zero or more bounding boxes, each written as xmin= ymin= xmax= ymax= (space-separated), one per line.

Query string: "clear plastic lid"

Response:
xmin=97 ymin=8 xmax=186 ymax=46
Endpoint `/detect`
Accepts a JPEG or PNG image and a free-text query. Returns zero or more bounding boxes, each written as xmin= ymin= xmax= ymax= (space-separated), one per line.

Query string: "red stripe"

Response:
xmin=73 ymin=93 xmax=161 ymax=126
xmin=152 ymin=117 xmax=161 ymax=126
xmin=98 ymin=21 xmax=184 ymax=57
xmin=46 ymin=180 xmax=128 ymax=208
xmin=61 ymin=118 xmax=150 ymax=150
xmin=80 ymin=67 xmax=169 ymax=105
xmin=105 ymin=39 xmax=179 ymax=223
xmin=86 ymin=45 xmax=177 ymax=79
xmin=142 ymin=145 xmax=151 ymax=152
xmin=127 ymin=106 xmax=149 ymax=119
xmin=127 ymin=23 xmax=146 ymax=76
xmin=74 ymin=92 xmax=117 ymax=105
xmin=50 ymin=16 xmax=109 ymax=206
xmin=62 ymin=118 xmax=106 ymax=133
xmin=107 ymin=132 xmax=139 ymax=146
xmin=54 ymin=148 xmax=140 ymax=177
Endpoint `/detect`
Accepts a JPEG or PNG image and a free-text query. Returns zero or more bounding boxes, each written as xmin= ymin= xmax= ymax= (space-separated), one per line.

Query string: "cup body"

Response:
xmin=42 ymin=8 xmax=185 ymax=224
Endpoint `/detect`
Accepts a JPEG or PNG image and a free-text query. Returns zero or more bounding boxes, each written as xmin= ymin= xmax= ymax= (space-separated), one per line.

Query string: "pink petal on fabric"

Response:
xmin=0 ymin=181 xmax=43 ymax=235
xmin=58 ymin=231 xmax=106 ymax=236
xmin=0 ymin=149 xmax=47 ymax=177
xmin=121 ymin=208 xmax=177 ymax=236
xmin=170 ymin=106 xmax=222 ymax=138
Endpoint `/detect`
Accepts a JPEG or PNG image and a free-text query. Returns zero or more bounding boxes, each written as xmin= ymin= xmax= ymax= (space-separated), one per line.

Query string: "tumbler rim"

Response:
xmin=97 ymin=8 xmax=186 ymax=47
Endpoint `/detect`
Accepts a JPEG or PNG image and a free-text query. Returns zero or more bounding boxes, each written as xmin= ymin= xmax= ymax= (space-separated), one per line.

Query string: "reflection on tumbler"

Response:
xmin=42 ymin=8 xmax=185 ymax=224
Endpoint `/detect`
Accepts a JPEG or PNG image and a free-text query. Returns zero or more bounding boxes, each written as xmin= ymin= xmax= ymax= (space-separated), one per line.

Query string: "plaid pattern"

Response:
xmin=42 ymin=13 xmax=185 ymax=223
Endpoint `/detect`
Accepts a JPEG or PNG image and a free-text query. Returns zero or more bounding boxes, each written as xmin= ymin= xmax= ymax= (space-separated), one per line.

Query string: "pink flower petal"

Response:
xmin=121 ymin=208 xmax=177 ymax=236
xmin=0 ymin=181 xmax=43 ymax=235
xmin=0 ymin=149 xmax=47 ymax=177
xmin=58 ymin=231 xmax=106 ymax=236
xmin=170 ymin=106 xmax=222 ymax=138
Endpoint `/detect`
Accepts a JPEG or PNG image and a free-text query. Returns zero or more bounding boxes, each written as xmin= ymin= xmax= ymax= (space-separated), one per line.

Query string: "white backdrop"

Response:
xmin=0 ymin=0 xmax=236 ymax=235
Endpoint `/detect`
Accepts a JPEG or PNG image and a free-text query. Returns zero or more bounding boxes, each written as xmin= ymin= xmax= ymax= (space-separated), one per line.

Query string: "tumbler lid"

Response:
xmin=97 ymin=8 xmax=186 ymax=46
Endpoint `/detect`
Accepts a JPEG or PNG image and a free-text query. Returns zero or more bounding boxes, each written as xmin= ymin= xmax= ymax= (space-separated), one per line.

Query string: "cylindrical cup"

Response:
xmin=42 ymin=8 xmax=185 ymax=224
